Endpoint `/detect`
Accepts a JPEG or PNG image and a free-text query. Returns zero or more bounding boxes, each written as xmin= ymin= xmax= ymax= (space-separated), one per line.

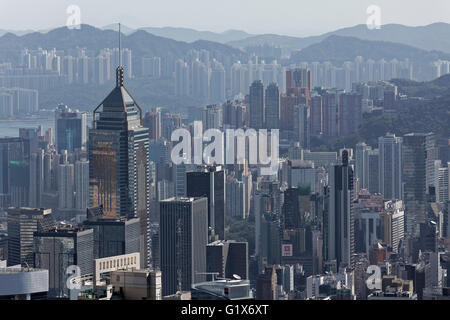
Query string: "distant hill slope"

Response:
xmin=0 ymin=24 xmax=244 ymax=62
xmin=312 ymin=73 xmax=450 ymax=151
xmin=289 ymin=35 xmax=450 ymax=64
xmin=228 ymin=23 xmax=450 ymax=54
xmin=102 ymin=24 xmax=252 ymax=43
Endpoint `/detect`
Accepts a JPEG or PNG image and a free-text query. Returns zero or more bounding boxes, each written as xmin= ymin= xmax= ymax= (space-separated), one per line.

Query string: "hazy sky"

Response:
xmin=1 ymin=0 xmax=449 ymax=36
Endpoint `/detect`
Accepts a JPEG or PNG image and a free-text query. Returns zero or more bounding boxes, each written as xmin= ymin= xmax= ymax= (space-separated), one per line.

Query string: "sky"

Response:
xmin=0 ymin=0 xmax=449 ymax=36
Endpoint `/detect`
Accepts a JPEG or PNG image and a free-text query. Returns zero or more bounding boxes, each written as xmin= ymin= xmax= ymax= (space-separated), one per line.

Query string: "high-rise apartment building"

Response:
xmin=249 ymin=80 xmax=265 ymax=129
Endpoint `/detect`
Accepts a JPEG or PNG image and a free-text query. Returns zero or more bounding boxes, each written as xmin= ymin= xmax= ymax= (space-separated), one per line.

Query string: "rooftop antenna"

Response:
xmin=116 ymin=22 xmax=124 ymax=87
xmin=119 ymin=23 xmax=122 ymax=67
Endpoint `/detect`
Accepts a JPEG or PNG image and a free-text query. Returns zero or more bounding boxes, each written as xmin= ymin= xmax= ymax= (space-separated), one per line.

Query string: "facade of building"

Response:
xmin=89 ymin=65 xmax=150 ymax=267
xmin=159 ymin=197 xmax=209 ymax=296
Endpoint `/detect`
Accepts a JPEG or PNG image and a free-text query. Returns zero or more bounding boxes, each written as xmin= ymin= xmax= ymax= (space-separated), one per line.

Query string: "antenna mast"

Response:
xmin=116 ymin=22 xmax=124 ymax=87
xmin=119 ymin=23 xmax=122 ymax=67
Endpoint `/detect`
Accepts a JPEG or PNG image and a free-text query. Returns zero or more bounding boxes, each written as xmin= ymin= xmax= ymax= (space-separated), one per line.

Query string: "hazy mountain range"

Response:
xmin=290 ymin=35 xmax=450 ymax=64
xmin=2 ymin=22 xmax=450 ymax=53
xmin=0 ymin=24 xmax=245 ymax=63
xmin=227 ymin=23 xmax=450 ymax=53
xmin=0 ymin=24 xmax=448 ymax=66
xmin=102 ymin=24 xmax=253 ymax=44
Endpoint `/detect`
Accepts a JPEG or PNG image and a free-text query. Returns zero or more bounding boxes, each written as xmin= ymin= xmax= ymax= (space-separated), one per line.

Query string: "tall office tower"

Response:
xmin=293 ymin=104 xmax=311 ymax=150
xmin=436 ymin=165 xmax=449 ymax=204
xmin=327 ymin=150 xmax=355 ymax=269
xmin=74 ymin=160 xmax=89 ymax=210
xmin=366 ymin=149 xmax=380 ymax=195
xmin=355 ymin=142 xmax=371 ymax=192
xmin=34 ymin=226 xmax=94 ymax=298
xmin=0 ymin=137 xmax=30 ymax=208
xmin=265 ymin=83 xmax=280 ymax=129
xmin=89 ymin=64 xmax=150 ymax=267
xmin=209 ymin=59 xmax=226 ymax=103
xmin=29 ymin=149 xmax=44 ymax=208
xmin=282 ymin=187 xmax=301 ymax=230
xmin=83 ymin=215 xmax=140 ymax=259
xmin=381 ymin=200 xmax=405 ymax=253
xmin=338 ymin=93 xmax=362 ymax=136
xmin=206 ymin=240 xmax=248 ymax=280
xmin=202 ymin=104 xmax=223 ymax=130
xmin=7 ymin=207 xmax=55 ymax=267
xmin=160 ymin=197 xmax=208 ymax=296
xmin=57 ymin=162 xmax=74 ymax=210
xmin=249 ymin=80 xmax=265 ymax=129
xmin=321 ymin=92 xmax=339 ymax=137
xmin=226 ymin=178 xmax=245 ymax=219
xmin=424 ymin=133 xmax=437 ymax=192
xmin=143 ymin=110 xmax=161 ymax=141
xmin=378 ymin=134 xmax=403 ymax=200
xmin=402 ymin=133 xmax=429 ymax=237
xmin=55 ymin=104 xmax=87 ymax=154
xmin=172 ymin=163 xmax=186 ymax=197
xmin=310 ymin=95 xmax=322 ymax=136
xmin=186 ymin=166 xmax=225 ymax=240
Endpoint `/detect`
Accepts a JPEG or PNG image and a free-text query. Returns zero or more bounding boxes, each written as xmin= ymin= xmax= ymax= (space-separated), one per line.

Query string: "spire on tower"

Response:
xmin=116 ymin=23 xmax=124 ymax=87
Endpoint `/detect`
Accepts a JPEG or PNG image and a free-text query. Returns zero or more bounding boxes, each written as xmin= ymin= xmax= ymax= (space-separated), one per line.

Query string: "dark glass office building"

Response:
xmin=326 ymin=150 xmax=355 ymax=269
xmin=160 ymin=197 xmax=208 ymax=296
xmin=55 ymin=104 xmax=87 ymax=154
xmin=83 ymin=216 xmax=140 ymax=259
xmin=34 ymin=226 xmax=94 ymax=299
xmin=187 ymin=166 xmax=225 ymax=240
xmin=7 ymin=207 xmax=55 ymax=267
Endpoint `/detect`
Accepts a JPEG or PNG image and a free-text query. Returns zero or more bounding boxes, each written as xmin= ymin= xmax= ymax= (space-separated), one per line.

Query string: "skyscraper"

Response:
xmin=265 ymin=83 xmax=280 ymax=129
xmin=187 ymin=166 xmax=225 ymax=240
xmin=57 ymin=162 xmax=74 ymax=210
xmin=89 ymin=63 xmax=150 ymax=267
xmin=378 ymin=134 xmax=403 ymax=200
xmin=293 ymin=104 xmax=311 ymax=150
xmin=206 ymin=240 xmax=248 ymax=280
xmin=402 ymin=133 xmax=429 ymax=236
xmin=159 ymin=197 xmax=208 ymax=296
xmin=55 ymin=104 xmax=87 ymax=154
xmin=34 ymin=226 xmax=94 ymax=298
xmin=74 ymin=160 xmax=89 ymax=210
xmin=249 ymin=80 xmax=265 ymax=129
xmin=7 ymin=207 xmax=55 ymax=267
xmin=83 ymin=215 xmax=140 ymax=259
xmin=0 ymin=137 xmax=30 ymax=209
xmin=326 ymin=150 xmax=355 ymax=269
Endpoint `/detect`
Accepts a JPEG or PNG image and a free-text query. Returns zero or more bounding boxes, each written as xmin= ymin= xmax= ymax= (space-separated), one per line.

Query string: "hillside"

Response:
xmin=227 ymin=23 xmax=450 ymax=54
xmin=0 ymin=24 xmax=245 ymax=63
xmin=290 ymin=35 xmax=450 ymax=64
xmin=312 ymin=74 xmax=450 ymax=151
